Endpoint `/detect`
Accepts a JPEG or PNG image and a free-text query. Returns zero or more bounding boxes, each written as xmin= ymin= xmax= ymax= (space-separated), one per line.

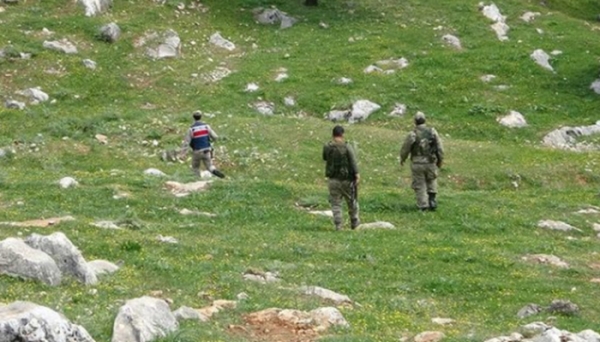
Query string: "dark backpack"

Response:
xmin=412 ymin=127 xmax=438 ymax=162
xmin=326 ymin=142 xmax=351 ymax=180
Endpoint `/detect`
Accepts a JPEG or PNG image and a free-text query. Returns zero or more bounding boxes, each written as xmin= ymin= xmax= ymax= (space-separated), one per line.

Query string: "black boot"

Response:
xmin=428 ymin=192 xmax=437 ymax=211
xmin=211 ymin=169 xmax=226 ymax=179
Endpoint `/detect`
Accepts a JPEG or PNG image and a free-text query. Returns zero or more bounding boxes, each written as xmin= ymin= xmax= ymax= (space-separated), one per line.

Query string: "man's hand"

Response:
xmin=437 ymin=160 xmax=443 ymax=168
xmin=354 ymin=173 xmax=361 ymax=186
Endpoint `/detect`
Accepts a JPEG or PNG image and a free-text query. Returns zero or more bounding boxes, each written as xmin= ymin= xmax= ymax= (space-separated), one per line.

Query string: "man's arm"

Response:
xmin=399 ymin=132 xmax=415 ymax=165
xmin=180 ymin=128 xmax=192 ymax=154
xmin=347 ymin=144 xmax=360 ymax=184
xmin=322 ymin=144 xmax=328 ymax=161
xmin=432 ymin=128 xmax=444 ymax=163
xmin=207 ymin=125 xmax=219 ymax=141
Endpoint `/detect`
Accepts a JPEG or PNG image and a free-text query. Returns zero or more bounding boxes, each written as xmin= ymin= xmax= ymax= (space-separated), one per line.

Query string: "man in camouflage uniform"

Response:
xmin=322 ymin=125 xmax=360 ymax=230
xmin=400 ymin=112 xmax=444 ymax=211
xmin=180 ymin=111 xmax=226 ymax=178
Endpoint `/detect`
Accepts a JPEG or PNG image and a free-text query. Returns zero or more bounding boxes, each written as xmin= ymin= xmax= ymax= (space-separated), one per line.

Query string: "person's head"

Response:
xmin=414 ymin=112 xmax=426 ymax=125
xmin=192 ymin=110 xmax=202 ymax=121
xmin=332 ymin=125 xmax=345 ymax=138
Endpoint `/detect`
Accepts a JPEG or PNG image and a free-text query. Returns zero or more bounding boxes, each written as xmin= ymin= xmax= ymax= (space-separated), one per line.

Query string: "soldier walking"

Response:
xmin=400 ymin=112 xmax=444 ymax=211
xmin=322 ymin=125 xmax=360 ymax=230
xmin=180 ymin=110 xmax=226 ymax=178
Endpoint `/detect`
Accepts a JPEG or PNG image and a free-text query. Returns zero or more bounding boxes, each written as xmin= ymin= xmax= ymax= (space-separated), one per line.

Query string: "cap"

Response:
xmin=192 ymin=110 xmax=202 ymax=120
xmin=414 ymin=111 xmax=426 ymax=121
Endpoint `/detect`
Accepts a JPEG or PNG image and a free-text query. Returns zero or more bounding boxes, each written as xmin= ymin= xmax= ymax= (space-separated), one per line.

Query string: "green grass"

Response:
xmin=2 ymin=0 xmax=600 ymax=341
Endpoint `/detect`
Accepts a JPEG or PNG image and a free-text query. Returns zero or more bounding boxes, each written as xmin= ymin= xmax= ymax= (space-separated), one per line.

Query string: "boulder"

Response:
xmin=88 ymin=259 xmax=119 ymax=277
xmin=112 ymin=297 xmax=178 ymax=342
xmin=209 ymin=32 xmax=235 ymax=51
xmin=59 ymin=176 xmax=78 ymax=188
xmin=480 ymin=3 xmax=509 ymax=41
xmin=531 ymin=49 xmax=553 ymax=72
xmin=577 ymin=329 xmax=600 ymax=342
xmin=542 ymin=121 xmax=600 ymax=151
xmin=517 ymin=303 xmax=543 ymax=318
xmin=25 ymin=232 xmax=97 ymax=285
xmin=0 ymin=238 xmax=62 ymax=286
xmin=246 ymin=306 xmax=349 ymax=331
xmin=491 ymin=21 xmax=510 ymax=41
xmin=521 ymin=321 xmax=550 ymax=338
xmin=98 ymin=22 xmax=120 ymax=43
xmin=350 ymin=100 xmax=381 ymax=123
xmin=79 ymin=0 xmax=111 ymax=16
xmin=497 ymin=110 xmax=527 ymax=128
xmin=253 ymin=7 xmax=297 ymax=29
xmin=538 ymin=220 xmax=581 ymax=232
xmin=547 ymin=299 xmax=579 ymax=316
xmin=146 ymin=30 xmax=180 ymax=59
xmin=43 ymin=39 xmax=78 ymax=54
xmin=521 ymin=11 xmax=541 ymax=22
xmin=16 ymin=87 xmax=49 ymax=103
xmin=300 ymin=286 xmax=352 ymax=305
xmin=442 ymin=34 xmax=462 ymax=49
xmin=0 ymin=301 xmax=95 ymax=342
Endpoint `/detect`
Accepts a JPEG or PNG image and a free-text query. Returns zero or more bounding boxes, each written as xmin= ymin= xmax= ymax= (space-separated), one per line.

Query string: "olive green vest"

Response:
xmin=325 ymin=142 xmax=353 ymax=180
xmin=411 ymin=126 xmax=436 ymax=162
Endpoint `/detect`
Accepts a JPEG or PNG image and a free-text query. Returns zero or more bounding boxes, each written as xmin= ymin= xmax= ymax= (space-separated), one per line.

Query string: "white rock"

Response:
xmin=43 ymin=39 xmax=78 ymax=54
xmin=522 ymin=254 xmax=569 ymax=268
xmin=146 ymin=30 xmax=180 ymax=59
xmin=245 ymin=83 xmax=260 ymax=92
xmin=95 ymin=134 xmax=108 ymax=144
xmin=375 ymin=57 xmax=409 ymax=70
xmin=165 ymin=180 xmax=211 ymax=196
xmin=0 ymin=238 xmax=62 ymax=286
xmin=83 ymin=59 xmax=97 ymax=69
xmin=253 ymin=8 xmax=297 ymax=29
xmin=590 ymin=80 xmax=600 ymax=94
xmin=521 ymin=11 xmax=541 ymax=22
xmin=481 ymin=74 xmax=496 ymax=82
xmin=243 ymin=270 xmax=280 ymax=283
xmin=593 ymin=223 xmax=600 ymax=232
xmin=389 ymin=103 xmax=407 ymax=117
xmin=5 ymin=99 xmax=26 ymax=110
xmin=531 ymin=49 xmax=553 ymax=72
xmin=300 ymin=286 xmax=352 ymax=304
xmin=349 ymin=99 xmax=381 ymax=123
xmin=481 ymin=3 xmax=505 ymax=22
xmin=551 ymin=50 xmax=563 ymax=56
xmin=310 ymin=307 xmax=349 ymax=328
xmin=577 ymin=329 xmax=600 ymax=342
xmin=79 ymin=0 xmax=111 ymax=16
xmin=491 ymin=21 xmax=510 ymax=41
xmin=536 ymin=28 xmax=544 ymax=34
xmin=538 ymin=220 xmax=580 ymax=232
xmin=442 ymin=34 xmax=462 ymax=49
xmin=209 ymin=32 xmax=235 ymax=51
xmin=576 ymin=208 xmax=600 ymax=214
xmin=431 ymin=317 xmax=455 ymax=325
xmin=364 ymin=65 xmax=383 ymax=74
xmin=144 ymin=168 xmax=167 ymax=177
xmin=521 ymin=321 xmax=550 ymax=337
xmin=59 ymin=176 xmax=78 ymax=188
xmin=308 ymin=210 xmax=334 ymax=217
xmin=284 ymin=96 xmax=296 ymax=106
xmin=157 ymin=235 xmax=178 ymax=244
xmin=237 ymin=292 xmax=249 ymax=300
xmin=275 ymin=73 xmax=288 ymax=82
xmin=252 ymin=101 xmax=275 ymax=115
xmin=25 ymin=232 xmax=97 ymax=285
xmin=203 ymin=67 xmax=232 ymax=83
xmin=172 ymin=306 xmax=208 ymax=322
xmin=0 ymin=301 xmax=95 ymax=342
xmin=112 ymin=297 xmax=178 ymax=342
xmin=336 ymin=77 xmax=353 ymax=84
xmin=87 ymin=259 xmax=119 ymax=276
xmin=356 ymin=221 xmax=396 ymax=230
xmin=543 ymin=121 xmax=600 ymax=151
xmin=497 ymin=110 xmax=527 ymax=128
xmin=17 ymin=87 xmax=49 ymax=103
xmin=99 ymin=22 xmax=120 ymax=43
xmin=414 ymin=331 xmax=445 ymax=342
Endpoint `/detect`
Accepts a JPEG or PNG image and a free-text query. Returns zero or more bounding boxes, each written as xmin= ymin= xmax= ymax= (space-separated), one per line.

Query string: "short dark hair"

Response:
xmin=332 ymin=125 xmax=344 ymax=137
xmin=192 ymin=111 xmax=202 ymax=120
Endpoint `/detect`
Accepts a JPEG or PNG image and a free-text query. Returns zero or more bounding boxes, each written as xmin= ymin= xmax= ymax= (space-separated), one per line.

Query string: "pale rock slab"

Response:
xmin=59 ymin=176 xmax=78 ymax=188
xmin=146 ymin=30 xmax=180 ymax=59
xmin=156 ymin=235 xmax=178 ymax=244
xmin=431 ymin=317 xmax=455 ymax=325
xmin=196 ymin=300 xmax=237 ymax=319
xmin=144 ymin=168 xmax=166 ymax=177
xmin=300 ymin=286 xmax=352 ymax=305
xmin=542 ymin=121 xmax=600 ymax=151
xmin=517 ymin=303 xmax=543 ymax=318
xmin=442 ymin=34 xmax=462 ymax=49
xmin=336 ymin=77 xmax=353 ymax=84
xmin=356 ymin=221 xmax=396 ymax=230
xmin=17 ymin=87 xmax=49 ymax=103
xmin=349 ymin=99 xmax=381 ymax=123
xmin=253 ymin=7 xmax=297 ymax=29
xmin=79 ymin=0 xmax=111 ymax=16
xmin=481 ymin=3 xmax=505 ymax=22
xmin=43 ymin=39 xmax=78 ymax=54
xmin=165 ymin=180 xmax=211 ymax=196
xmin=246 ymin=307 xmax=349 ymax=330
xmin=0 ymin=238 xmax=62 ymax=286
xmin=531 ymin=49 xmax=554 ymax=72
xmin=522 ymin=254 xmax=569 ymax=268
xmin=87 ymin=259 xmax=119 ymax=277
xmin=252 ymin=101 xmax=275 ymax=115
xmin=308 ymin=210 xmax=333 ymax=217
xmin=83 ymin=59 xmax=97 ymax=69
xmin=0 ymin=301 xmax=95 ymax=342
xmin=172 ymin=306 xmax=208 ymax=322
xmin=209 ymin=32 xmax=235 ymax=51
xmin=491 ymin=21 xmax=510 ymax=41
xmin=203 ymin=67 xmax=232 ymax=83
xmin=95 ymin=134 xmax=108 ymax=144
xmin=577 ymin=329 xmax=600 ymax=342
xmin=25 ymin=232 xmax=97 ymax=285
xmin=538 ymin=220 xmax=580 ymax=232
xmin=245 ymin=82 xmax=259 ymax=92
xmin=112 ymin=297 xmax=178 ymax=342
xmin=497 ymin=110 xmax=527 ymax=128
xmin=91 ymin=221 xmax=121 ymax=229
xmin=521 ymin=321 xmax=550 ymax=338
xmin=521 ymin=11 xmax=541 ymax=22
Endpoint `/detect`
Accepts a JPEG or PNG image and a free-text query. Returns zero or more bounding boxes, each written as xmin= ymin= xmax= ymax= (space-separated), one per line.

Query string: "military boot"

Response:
xmin=211 ymin=169 xmax=226 ymax=179
xmin=335 ymin=223 xmax=343 ymax=231
xmin=428 ymin=192 xmax=437 ymax=211
xmin=351 ymin=218 xmax=360 ymax=230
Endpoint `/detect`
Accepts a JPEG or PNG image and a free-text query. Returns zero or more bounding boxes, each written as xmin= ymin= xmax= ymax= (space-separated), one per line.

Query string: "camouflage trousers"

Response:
xmin=411 ymin=163 xmax=438 ymax=209
xmin=192 ymin=149 xmax=214 ymax=176
xmin=328 ymin=179 xmax=359 ymax=227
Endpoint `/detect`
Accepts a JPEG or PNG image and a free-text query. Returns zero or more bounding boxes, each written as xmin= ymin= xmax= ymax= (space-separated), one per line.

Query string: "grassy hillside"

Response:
xmin=1 ymin=0 xmax=600 ymax=341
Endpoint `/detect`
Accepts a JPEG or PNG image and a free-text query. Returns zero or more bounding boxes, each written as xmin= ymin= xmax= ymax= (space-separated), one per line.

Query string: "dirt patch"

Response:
xmin=229 ymin=315 xmax=321 ymax=342
xmin=0 ymin=216 xmax=75 ymax=228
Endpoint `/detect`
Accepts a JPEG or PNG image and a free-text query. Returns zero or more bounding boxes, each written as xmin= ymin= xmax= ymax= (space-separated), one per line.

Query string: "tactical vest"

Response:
xmin=189 ymin=121 xmax=211 ymax=151
xmin=325 ymin=142 xmax=352 ymax=180
xmin=411 ymin=126 xmax=436 ymax=162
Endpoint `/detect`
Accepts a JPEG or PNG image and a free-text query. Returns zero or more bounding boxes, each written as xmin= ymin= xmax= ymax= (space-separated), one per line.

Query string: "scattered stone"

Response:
xmin=547 ymin=299 xmax=579 ymax=316
xmin=237 ymin=292 xmax=249 ymax=300
xmin=43 ymin=39 xmax=78 ymax=54
xmin=497 ymin=110 xmax=527 ymax=128
xmin=308 ymin=210 xmax=333 ymax=217
xmin=319 ymin=21 xmax=329 ymax=29
xmin=520 ymin=321 xmax=550 ymax=338
xmin=209 ymin=32 xmax=235 ymax=51
xmin=431 ymin=317 xmax=455 ymax=325
xmin=146 ymin=29 xmax=181 ymax=59
xmin=112 ymin=297 xmax=178 ymax=342
xmin=491 ymin=22 xmax=510 ymax=41
xmin=300 ymin=286 xmax=352 ymax=305
xmin=483 ymin=332 xmax=523 ymax=342
xmin=5 ymin=99 xmax=25 ymax=110
xmin=350 ymin=100 xmax=380 ymax=123
xmin=522 ymin=254 xmax=569 ymax=268
xmin=165 ymin=180 xmax=211 ymax=196
xmin=172 ymin=306 xmax=208 ymax=322
xmin=197 ymin=300 xmax=237 ymax=319
xmin=543 ymin=121 xmax=600 ymax=151
xmin=87 ymin=259 xmax=119 ymax=277
xmin=480 ymin=3 xmax=509 ymax=41
xmin=253 ymin=7 xmax=297 ymax=29
xmin=16 ymin=87 xmax=49 ymax=103
xmin=538 ymin=220 xmax=581 ymax=232
xmin=575 ymin=207 xmax=600 ymax=214
xmin=203 ymin=67 xmax=232 ymax=83
xmin=336 ymin=77 xmax=353 ymax=84
xmin=376 ymin=57 xmax=409 ymax=70
xmin=593 ymin=223 xmax=600 ymax=232
xmin=83 ymin=59 xmax=97 ymax=69
xmin=25 ymin=232 xmax=97 ymax=285
xmin=144 ymin=168 xmax=167 ymax=177
xmin=275 ymin=72 xmax=288 ymax=82
xmin=179 ymin=209 xmax=217 ymax=217
xmin=245 ymin=82 xmax=259 ymax=92
xmin=284 ymin=96 xmax=295 ymax=106
xmin=0 ymin=6 xmax=4 ymax=12
xmin=481 ymin=74 xmax=496 ymax=82
xmin=0 ymin=216 xmax=75 ymax=228
xmin=356 ymin=221 xmax=396 ymax=230
xmin=536 ymin=28 xmax=544 ymax=34
xmin=0 ymin=301 xmax=95 ymax=342
xmin=590 ymin=79 xmax=600 ymax=94
xmin=157 ymin=235 xmax=178 ymax=244
xmin=243 ymin=269 xmax=280 ymax=283
xmin=389 ymin=103 xmax=407 ymax=117
xmin=521 ymin=11 xmax=541 ymax=22
xmin=495 ymin=84 xmax=510 ymax=91
xmin=442 ymin=34 xmax=462 ymax=49
xmin=414 ymin=331 xmax=445 ymax=342
xmin=0 ymin=238 xmax=62 ymax=286
xmin=79 ymin=0 xmax=111 ymax=16
xmin=95 ymin=134 xmax=108 ymax=144
xmin=98 ymin=22 xmax=120 ymax=43
xmin=252 ymin=101 xmax=275 ymax=115
xmin=517 ymin=303 xmax=543 ymax=318
xmin=531 ymin=49 xmax=553 ymax=72
xmin=578 ymin=329 xmax=600 ymax=341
